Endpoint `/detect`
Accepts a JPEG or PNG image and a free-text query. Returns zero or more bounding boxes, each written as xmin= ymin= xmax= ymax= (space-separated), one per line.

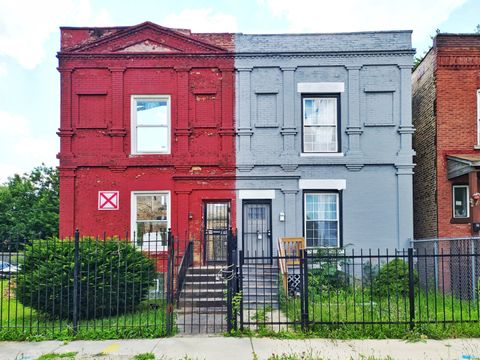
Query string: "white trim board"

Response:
xmin=299 ymin=179 xmax=346 ymax=190
xmin=297 ymin=82 xmax=345 ymax=93
xmin=239 ymin=190 xmax=276 ymax=199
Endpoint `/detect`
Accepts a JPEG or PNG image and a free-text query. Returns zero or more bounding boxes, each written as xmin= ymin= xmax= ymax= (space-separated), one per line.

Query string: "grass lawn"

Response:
xmin=276 ymin=285 xmax=480 ymax=339
xmin=0 ymin=279 xmax=169 ymax=340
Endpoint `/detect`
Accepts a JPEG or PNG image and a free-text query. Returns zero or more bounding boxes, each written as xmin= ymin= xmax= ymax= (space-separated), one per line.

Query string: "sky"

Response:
xmin=0 ymin=0 xmax=479 ymax=183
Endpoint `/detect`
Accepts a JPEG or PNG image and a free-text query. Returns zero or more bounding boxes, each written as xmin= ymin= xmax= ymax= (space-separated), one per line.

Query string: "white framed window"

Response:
xmin=304 ymin=192 xmax=340 ymax=247
xmin=131 ymin=191 xmax=170 ymax=251
xmin=302 ymin=95 xmax=340 ymax=153
xmin=477 ymin=89 xmax=480 ymax=145
xmin=131 ymin=95 xmax=171 ymax=154
xmin=452 ymin=185 xmax=469 ymax=219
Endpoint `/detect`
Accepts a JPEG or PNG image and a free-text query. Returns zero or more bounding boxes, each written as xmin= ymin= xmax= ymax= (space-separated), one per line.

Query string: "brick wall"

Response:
xmin=412 ymin=49 xmax=438 ymax=239
xmin=435 ymin=43 xmax=480 ymax=238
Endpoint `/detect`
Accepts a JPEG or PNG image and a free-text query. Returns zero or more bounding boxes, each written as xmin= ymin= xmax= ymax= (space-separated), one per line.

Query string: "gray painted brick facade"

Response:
xmin=235 ymin=31 xmax=415 ymax=253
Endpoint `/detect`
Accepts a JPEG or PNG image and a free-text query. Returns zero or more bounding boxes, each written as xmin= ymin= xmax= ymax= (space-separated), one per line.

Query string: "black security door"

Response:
xmin=242 ymin=200 xmax=272 ymax=262
xmin=204 ymin=202 xmax=230 ymax=263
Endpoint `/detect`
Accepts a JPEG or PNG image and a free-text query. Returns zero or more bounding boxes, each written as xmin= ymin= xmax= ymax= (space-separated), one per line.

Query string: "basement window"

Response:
xmin=131 ymin=95 xmax=170 ymax=154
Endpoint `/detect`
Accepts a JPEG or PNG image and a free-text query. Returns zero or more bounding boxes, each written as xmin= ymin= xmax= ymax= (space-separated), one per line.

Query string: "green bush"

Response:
xmin=372 ymin=259 xmax=417 ymax=297
xmin=16 ymin=238 xmax=156 ymax=320
xmin=308 ymin=256 xmax=350 ymax=294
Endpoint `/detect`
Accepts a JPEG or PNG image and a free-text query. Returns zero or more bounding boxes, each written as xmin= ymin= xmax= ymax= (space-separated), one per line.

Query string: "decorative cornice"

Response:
xmin=109 ymin=165 xmax=127 ymax=172
xmin=280 ymin=127 xmax=298 ymax=135
xmin=174 ymin=66 xmax=191 ymax=72
xmin=398 ymin=125 xmax=415 ymax=135
xmin=237 ymin=128 xmax=253 ymax=136
xmin=281 ymin=164 xmax=299 ymax=172
xmin=280 ymin=66 xmax=297 ymax=71
xmin=237 ymin=164 xmax=255 ymax=172
xmin=345 ymin=163 xmax=364 ymax=171
xmin=219 ymin=128 xmax=236 ymax=136
xmin=175 ymin=190 xmax=193 ymax=195
xmin=108 ymin=128 xmax=127 ymax=137
xmin=109 ymin=66 xmax=126 ymax=73
xmin=345 ymin=127 xmax=363 ymax=135
xmin=281 ymin=189 xmax=299 ymax=195
xmin=174 ymin=129 xmax=192 ymax=136
xmin=346 ymin=65 xmax=362 ymax=70
xmin=438 ymin=55 xmax=480 ymax=68
xmin=57 ymin=129 xmax=74 ymax=137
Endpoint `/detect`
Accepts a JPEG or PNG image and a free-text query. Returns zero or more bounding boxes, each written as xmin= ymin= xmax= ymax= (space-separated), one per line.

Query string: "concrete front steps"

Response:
xmin=241 ymin=264 xmax=279 ymax=310
xmin=176 ymin=266 xmax=227 ymax=333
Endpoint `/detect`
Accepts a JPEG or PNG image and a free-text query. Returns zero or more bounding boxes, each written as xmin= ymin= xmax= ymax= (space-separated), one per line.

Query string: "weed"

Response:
xmin=36 ymin=352 xmax=77 ymax=360
xmin=134 ymin=353 xmax=155 ymax=360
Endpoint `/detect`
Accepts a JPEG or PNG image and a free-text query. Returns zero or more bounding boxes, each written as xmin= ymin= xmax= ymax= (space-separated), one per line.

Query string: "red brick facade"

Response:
xmin=413 ymin=34 xmax=480 ymax=239
xmin=57 ymin=22 xmax=236 ymax=254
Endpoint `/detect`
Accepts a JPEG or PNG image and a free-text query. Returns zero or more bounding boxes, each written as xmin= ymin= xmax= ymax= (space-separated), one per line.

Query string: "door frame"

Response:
xmin=202 ymin=200 xmax=231 ymax=264
xmin=241 ymin=199 xmax=273 ymax=261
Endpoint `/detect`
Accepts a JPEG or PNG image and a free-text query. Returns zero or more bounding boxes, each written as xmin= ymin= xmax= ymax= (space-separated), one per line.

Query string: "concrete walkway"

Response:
xmin=4 ymin=337 xmax=480 ymax=360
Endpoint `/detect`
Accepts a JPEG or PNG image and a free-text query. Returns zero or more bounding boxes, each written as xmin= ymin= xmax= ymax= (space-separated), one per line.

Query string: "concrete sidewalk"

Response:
xmin=3 ymin=336 xmax=480 ymax=360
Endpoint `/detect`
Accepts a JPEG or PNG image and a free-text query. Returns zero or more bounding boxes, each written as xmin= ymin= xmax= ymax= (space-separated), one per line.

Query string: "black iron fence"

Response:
xmin=238 ymin=246 xmax=480 ymax=334
xmin=0 ymin=230 xmax=174 ymax=339
xmin=2 ymin=231 xmax=480 ymax=338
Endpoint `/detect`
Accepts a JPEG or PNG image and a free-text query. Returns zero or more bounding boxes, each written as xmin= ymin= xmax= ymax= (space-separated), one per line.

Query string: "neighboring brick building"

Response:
xmin=413 ymin=34 xmax=480 ymax=239
xmin=57 ymin=22 xmax=236 ymax=262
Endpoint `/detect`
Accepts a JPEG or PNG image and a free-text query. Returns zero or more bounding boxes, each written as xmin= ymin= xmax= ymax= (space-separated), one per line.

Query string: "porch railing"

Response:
xmin=278 ymin=237 xmax=305 ymax=295
xmin=175 ymin=240 xmax=194 ymax=302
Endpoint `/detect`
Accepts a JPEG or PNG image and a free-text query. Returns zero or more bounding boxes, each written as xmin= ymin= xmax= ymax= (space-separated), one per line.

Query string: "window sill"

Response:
xmin=474 ymin=145 xmax=480 ymax=150
xmin=450 ymin=218 xmax=470 ymax=224
xmin=301 ymin=152 xmax=344 ymax=157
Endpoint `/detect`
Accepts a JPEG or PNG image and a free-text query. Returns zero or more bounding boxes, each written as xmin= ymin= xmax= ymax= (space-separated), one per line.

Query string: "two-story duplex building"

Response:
xmin=58 ymin=23 xmax=415 ymax=263
xmin=235 ymin=31 xmax=415 ymax=256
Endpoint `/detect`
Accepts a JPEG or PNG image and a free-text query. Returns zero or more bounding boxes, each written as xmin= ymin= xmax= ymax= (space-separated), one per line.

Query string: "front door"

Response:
xmin=242 ymin=200 xmax=272 ymax=261
xmin=204 ymin=202 xmax=230 ymax=263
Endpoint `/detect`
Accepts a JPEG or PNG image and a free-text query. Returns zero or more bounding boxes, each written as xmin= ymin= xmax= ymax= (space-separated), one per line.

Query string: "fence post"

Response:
xmin=471 ymin=239 xmax=476 ymax=301
xmin=302 ymin=248 xmax=309 ymax=331
xmin=408 ymin=247 xmax=415 ymax=331
xmin=239 ymin=249 xmax=244 ymax=331
xmin=72 ymin=229 xmax=80 ymax=336
xmin=166 ymin=229 xmax=174 ymax=335
xmin=226 ymin=228 xmax=234 ymax=333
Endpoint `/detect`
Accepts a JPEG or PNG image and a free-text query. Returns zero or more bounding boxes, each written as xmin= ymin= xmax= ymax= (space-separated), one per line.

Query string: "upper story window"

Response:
xmin=131 ymin=95 xmax=170 ymax=154
xmin=302 ymin=95 xmax=340 ymax=153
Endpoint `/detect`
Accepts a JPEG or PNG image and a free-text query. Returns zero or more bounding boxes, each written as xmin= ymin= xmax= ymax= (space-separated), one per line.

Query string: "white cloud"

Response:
xmin=0 ymin=111 xmax=57 ymax=183
xmin=0 ymin=0 xmax=113 ymax=70
xmin=163 ymin=9 xmax=238 ymax=33
xmin=260 ymin=0 xmax=467 ymax=45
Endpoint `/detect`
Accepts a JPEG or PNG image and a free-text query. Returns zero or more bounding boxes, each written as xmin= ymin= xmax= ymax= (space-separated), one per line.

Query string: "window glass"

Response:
xmin=453 ymin=186 xmax=469 ymax=218
xmin=303 ymin=96 xmax=338 ymax=153
xmin=134 ymin=193 xmax=168 ymax=250
xmin=136 ymin=127 xmax=168 ymax=153
xmin=136 ymin=100 xmax=168 ymax=125
xmin=305 ymin=193 xmax=339 ymax=247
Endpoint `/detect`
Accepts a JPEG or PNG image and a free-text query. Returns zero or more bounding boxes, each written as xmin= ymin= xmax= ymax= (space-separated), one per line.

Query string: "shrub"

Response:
xmin=372 ymin=258 xmax=418 ymax=297
xmin=16 ymin=238 xmax=156 ymax=320
xmin=308 ymin=255 xmax=350 ymax=294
